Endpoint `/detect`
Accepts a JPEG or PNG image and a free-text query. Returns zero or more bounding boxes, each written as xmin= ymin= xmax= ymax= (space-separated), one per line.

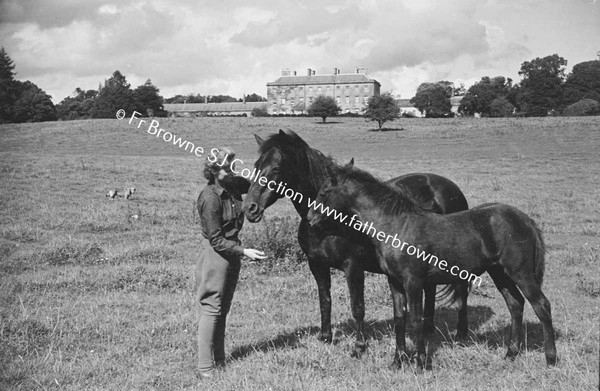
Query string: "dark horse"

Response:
xmin=242 ymin=129 xmax=469 ymax=355
xmin=307 ymin=163 xmax=557 ymax=369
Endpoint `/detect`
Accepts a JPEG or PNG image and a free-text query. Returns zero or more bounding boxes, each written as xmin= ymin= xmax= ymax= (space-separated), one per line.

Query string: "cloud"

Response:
xmin=0 ymin=0 xmax=596 ymax=102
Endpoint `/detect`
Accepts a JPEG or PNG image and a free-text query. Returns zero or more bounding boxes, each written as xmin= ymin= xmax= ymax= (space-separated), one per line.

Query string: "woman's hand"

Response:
xmin=243 ymin=248 xmax=267 ymax=260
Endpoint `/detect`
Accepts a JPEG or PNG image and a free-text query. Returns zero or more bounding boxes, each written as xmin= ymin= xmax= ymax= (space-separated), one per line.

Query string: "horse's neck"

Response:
xmin=288 ymin=152 xmax=327 ymax=220
xmin=349 ymin=186 xmax=413 ymax=233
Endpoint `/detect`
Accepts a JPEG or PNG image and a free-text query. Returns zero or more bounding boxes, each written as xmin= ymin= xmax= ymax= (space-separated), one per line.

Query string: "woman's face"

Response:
xmin=216 ymin=161 xmax=234 ymax=181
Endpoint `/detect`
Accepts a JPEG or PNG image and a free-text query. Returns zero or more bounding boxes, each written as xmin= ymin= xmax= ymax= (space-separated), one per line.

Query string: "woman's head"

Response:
xmin=204 ymin=147 xmax=236 ymax=185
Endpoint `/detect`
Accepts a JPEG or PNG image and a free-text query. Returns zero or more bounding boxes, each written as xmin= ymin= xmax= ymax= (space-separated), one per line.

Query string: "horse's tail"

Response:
xmin=531 ymin=218 xmax=546 ymax=287
xmin=436 ymin=283 xmax=470 ymax=307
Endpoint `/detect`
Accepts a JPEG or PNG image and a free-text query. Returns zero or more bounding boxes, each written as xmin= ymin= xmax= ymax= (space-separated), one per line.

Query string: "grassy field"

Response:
xmin=0 ymin=115 xmax=599 ymax=390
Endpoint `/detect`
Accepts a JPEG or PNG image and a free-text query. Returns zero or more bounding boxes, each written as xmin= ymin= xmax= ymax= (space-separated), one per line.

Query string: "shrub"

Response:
xmin=562 ymin=99 xmax=600 ymax=116
xmin=251 ymin=106 xmax=269 ymax=117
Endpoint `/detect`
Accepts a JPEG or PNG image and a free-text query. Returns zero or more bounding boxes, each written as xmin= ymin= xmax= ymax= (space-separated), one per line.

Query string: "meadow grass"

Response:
xmin=0 ymin=116 xmax=599 ymax=390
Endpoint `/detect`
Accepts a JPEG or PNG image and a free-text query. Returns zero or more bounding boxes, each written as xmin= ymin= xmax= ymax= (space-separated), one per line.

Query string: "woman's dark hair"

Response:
xmin=203 ymin=147 xmax=236 ymax=185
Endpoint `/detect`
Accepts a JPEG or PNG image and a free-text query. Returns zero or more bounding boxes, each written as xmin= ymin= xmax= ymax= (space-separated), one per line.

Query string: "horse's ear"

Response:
xmin=254 ymin=134 xmax=265 ymax=146
xmin=345 ymin=158 xmax=354 ymax=168
xmin=325 ymin=165 xmax=337 ymax=186
xmin=278 ymin=129 xmax=286 ymax=136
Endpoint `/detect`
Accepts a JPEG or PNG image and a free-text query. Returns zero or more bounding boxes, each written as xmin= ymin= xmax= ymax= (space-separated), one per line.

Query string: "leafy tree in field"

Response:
xmin=244 ymin=93 xmax=267 ymax=102
xmin=458 ymin=76 xmax=513 ymax=117
xmin=56 ymin=88 xmax=97 ymax=120
xmin=307 ymin=95 xmax=341 ymax=123
xmin=0 ymin=47 xmax=18 ymax=123
xmin=91 ymin=70 xmax=136 ymax=118
xmin=363 ymin=92 xmax=400 ymax=130
xmin=410 ymin=82 xmax=452 ymax=117
xmin=516 ymin=54 xmax=567 ymax=116
xmin=12 ymin=81 xmax=57 ymax=122
xmin=489 ymin=96 xmax=515 ymax=117
xmin=562 ymin=60 xmax=600 ymax=107
xmin=562 ymin=99 xmax=600 ymax=116
xmin=133 ymin=79 xmax=166 ymax=117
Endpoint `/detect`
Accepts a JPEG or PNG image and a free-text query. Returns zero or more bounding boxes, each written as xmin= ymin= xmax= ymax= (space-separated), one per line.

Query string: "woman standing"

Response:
xmin=196 ymin=147 xmax=267 ymax=378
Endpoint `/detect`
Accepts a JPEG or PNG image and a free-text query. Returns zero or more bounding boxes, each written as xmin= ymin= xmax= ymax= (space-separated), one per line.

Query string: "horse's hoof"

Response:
xmin=546 ymin=356 xmax=558 ymax=366
xmin=350 ymin=341 xmax=367 ymax=358
xmin=454 ymin=332 xmax=468 ymax=344
xmin=318 ymin=332 xmax=333 ymax=343
xmin=422 ymin=323 xmax=435 ymax=336
xmin=504 ymin=350 xmax=519 ymax=360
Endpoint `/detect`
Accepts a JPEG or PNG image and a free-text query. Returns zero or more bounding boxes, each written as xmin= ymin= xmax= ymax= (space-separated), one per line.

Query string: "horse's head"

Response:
xmin=243 ymin=129 xmax=299 ymax=222
xmin=307 ymin=159 xmax=355 ymax=227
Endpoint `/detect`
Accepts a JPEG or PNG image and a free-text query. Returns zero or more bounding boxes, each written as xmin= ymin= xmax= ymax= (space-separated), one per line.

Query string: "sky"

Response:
xmin=1 ymin=0 xmax=599 ymax=104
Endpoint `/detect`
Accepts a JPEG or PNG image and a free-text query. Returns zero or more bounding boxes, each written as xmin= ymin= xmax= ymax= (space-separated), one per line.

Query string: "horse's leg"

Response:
xmin=422 ymin=284 xmax=436 ymax=336
xmin=388 ymin=277 xmax=408 ymax=368
xmin=455 ymin=282 xmax=469 ymax=341
xmin=344 ymin=262 xmax=367 ymax=357
xmin=307 ymin=257 xmax=333 ymax=343
xmin=487 ymin=266 xmax=525 ymax=359
xmin=512 ymin=278 xmax=557 ymax=365
xmin=405 ymin=278 xmax=426 ymax=370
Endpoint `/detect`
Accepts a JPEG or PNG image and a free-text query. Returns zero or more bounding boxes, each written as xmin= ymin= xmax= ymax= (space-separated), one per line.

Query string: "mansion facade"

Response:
xmin=266 ymin=67 xmax=381 ymax=114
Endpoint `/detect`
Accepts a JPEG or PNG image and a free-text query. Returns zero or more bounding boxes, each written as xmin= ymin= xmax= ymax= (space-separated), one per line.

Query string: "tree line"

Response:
xmin=411 ymin=54 xmax=600 ymax=117
xmin=1 ymin=46 xmax=598 ymax=124
xmin=0 ymin=48 xmax=266 ymax=123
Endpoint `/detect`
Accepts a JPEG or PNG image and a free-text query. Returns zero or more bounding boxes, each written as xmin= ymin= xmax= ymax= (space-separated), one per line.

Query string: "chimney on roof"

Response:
xmin=333 ymin=67 xmax=338 ymax=75
xmin=356 ymin=67 xmax=367 ymax=74
xmin=312 ymin=70 xmax=316 ymax=75
xmin=293 ymin=70 xmax=297 ymax=76
xmin=307 ymin=68 xmax=312 ymax=76
xmin=281 ymin=68 xmax=291 ymax=76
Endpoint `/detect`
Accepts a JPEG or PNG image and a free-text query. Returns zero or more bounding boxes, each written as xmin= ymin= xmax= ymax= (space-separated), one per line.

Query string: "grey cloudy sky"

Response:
xmin=1 ymin=0 xmax=598 ymax=103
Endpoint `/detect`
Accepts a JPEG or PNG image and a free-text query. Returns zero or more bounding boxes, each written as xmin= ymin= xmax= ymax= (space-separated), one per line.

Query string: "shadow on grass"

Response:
xmin=229 ymin=305 xmax=495 ymax=362
xmin=314 ymin=121 xmax=343 ymax=124
xmin=229 ymin=304 xmax=555 ymax=364
xmin=367 ymin=127 xmax=405 ymax=132
xmin=229 ymin=325 xmax=320 ymax=361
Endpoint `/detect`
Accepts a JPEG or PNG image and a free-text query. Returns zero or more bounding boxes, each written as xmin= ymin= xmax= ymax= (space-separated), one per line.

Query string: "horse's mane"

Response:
xmin=332 ymin=164 xmax=424 ymax=215
xmin=259 ymin=130 xmax=333 ymax=193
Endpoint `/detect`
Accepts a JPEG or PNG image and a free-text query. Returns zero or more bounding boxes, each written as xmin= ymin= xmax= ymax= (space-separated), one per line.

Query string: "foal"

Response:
xmin=307 ymin=164 xmax=557 ymax=369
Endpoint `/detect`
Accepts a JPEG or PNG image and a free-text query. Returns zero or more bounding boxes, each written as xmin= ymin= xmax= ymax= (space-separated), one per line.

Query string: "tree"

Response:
xmin=0 ymin=47 xmax=17 ymax=123
xmin=133 ymin=79 xmax=166 ymax=117
xmin=307 ymin=95 xmax=341 ymax=123
xmin=56 ymin=88 xmax=97 ymax=120
xmin=516 ymin=54 xmax=567 ymax=116
xmin=562 ymin=60 xmax=600 ymax=107
xmin=410 ymin=82 xmax=452 ymax=117
xmin=489 ymin=96 xmax=515 ymax=117
xmin=12 ymin=81 xmax=57 ymax=123
xmin=244 ymin=93 xmax=267 ymax=102
xmin=458 ymin=76 xmax=513 ymax=116
xmin=562 ymin=99 xmax=600 ymax=116
xmin=363 ymin=92 xmax=400 ymax=130
xmin=91 ymin=70 xmax=136 ymax=118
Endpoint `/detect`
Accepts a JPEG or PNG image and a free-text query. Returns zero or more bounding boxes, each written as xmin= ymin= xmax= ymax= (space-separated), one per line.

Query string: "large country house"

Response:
xmin=266 ymin=67 xmax=381 ymax=114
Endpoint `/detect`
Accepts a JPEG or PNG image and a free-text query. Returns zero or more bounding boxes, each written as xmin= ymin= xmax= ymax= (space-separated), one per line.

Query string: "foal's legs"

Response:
xmin=512 ymin=277 xmax=557 ymax=365
xmin=422 ymin=284 xmax=436 ymax=336
xmin=307 ymin=257 xmax=333 ymax=343
xmin=388 ymin=277 xmax=408 ymax=367
xmin=487 ymin=266 xmax=525 ymax=359
xmin=405 ymin=278 xmax=426 ymax=370
xmin=344 ymin=262 xmax=367 ymax=357
xmin=456 ymin=282 xmax=470 ymax=341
